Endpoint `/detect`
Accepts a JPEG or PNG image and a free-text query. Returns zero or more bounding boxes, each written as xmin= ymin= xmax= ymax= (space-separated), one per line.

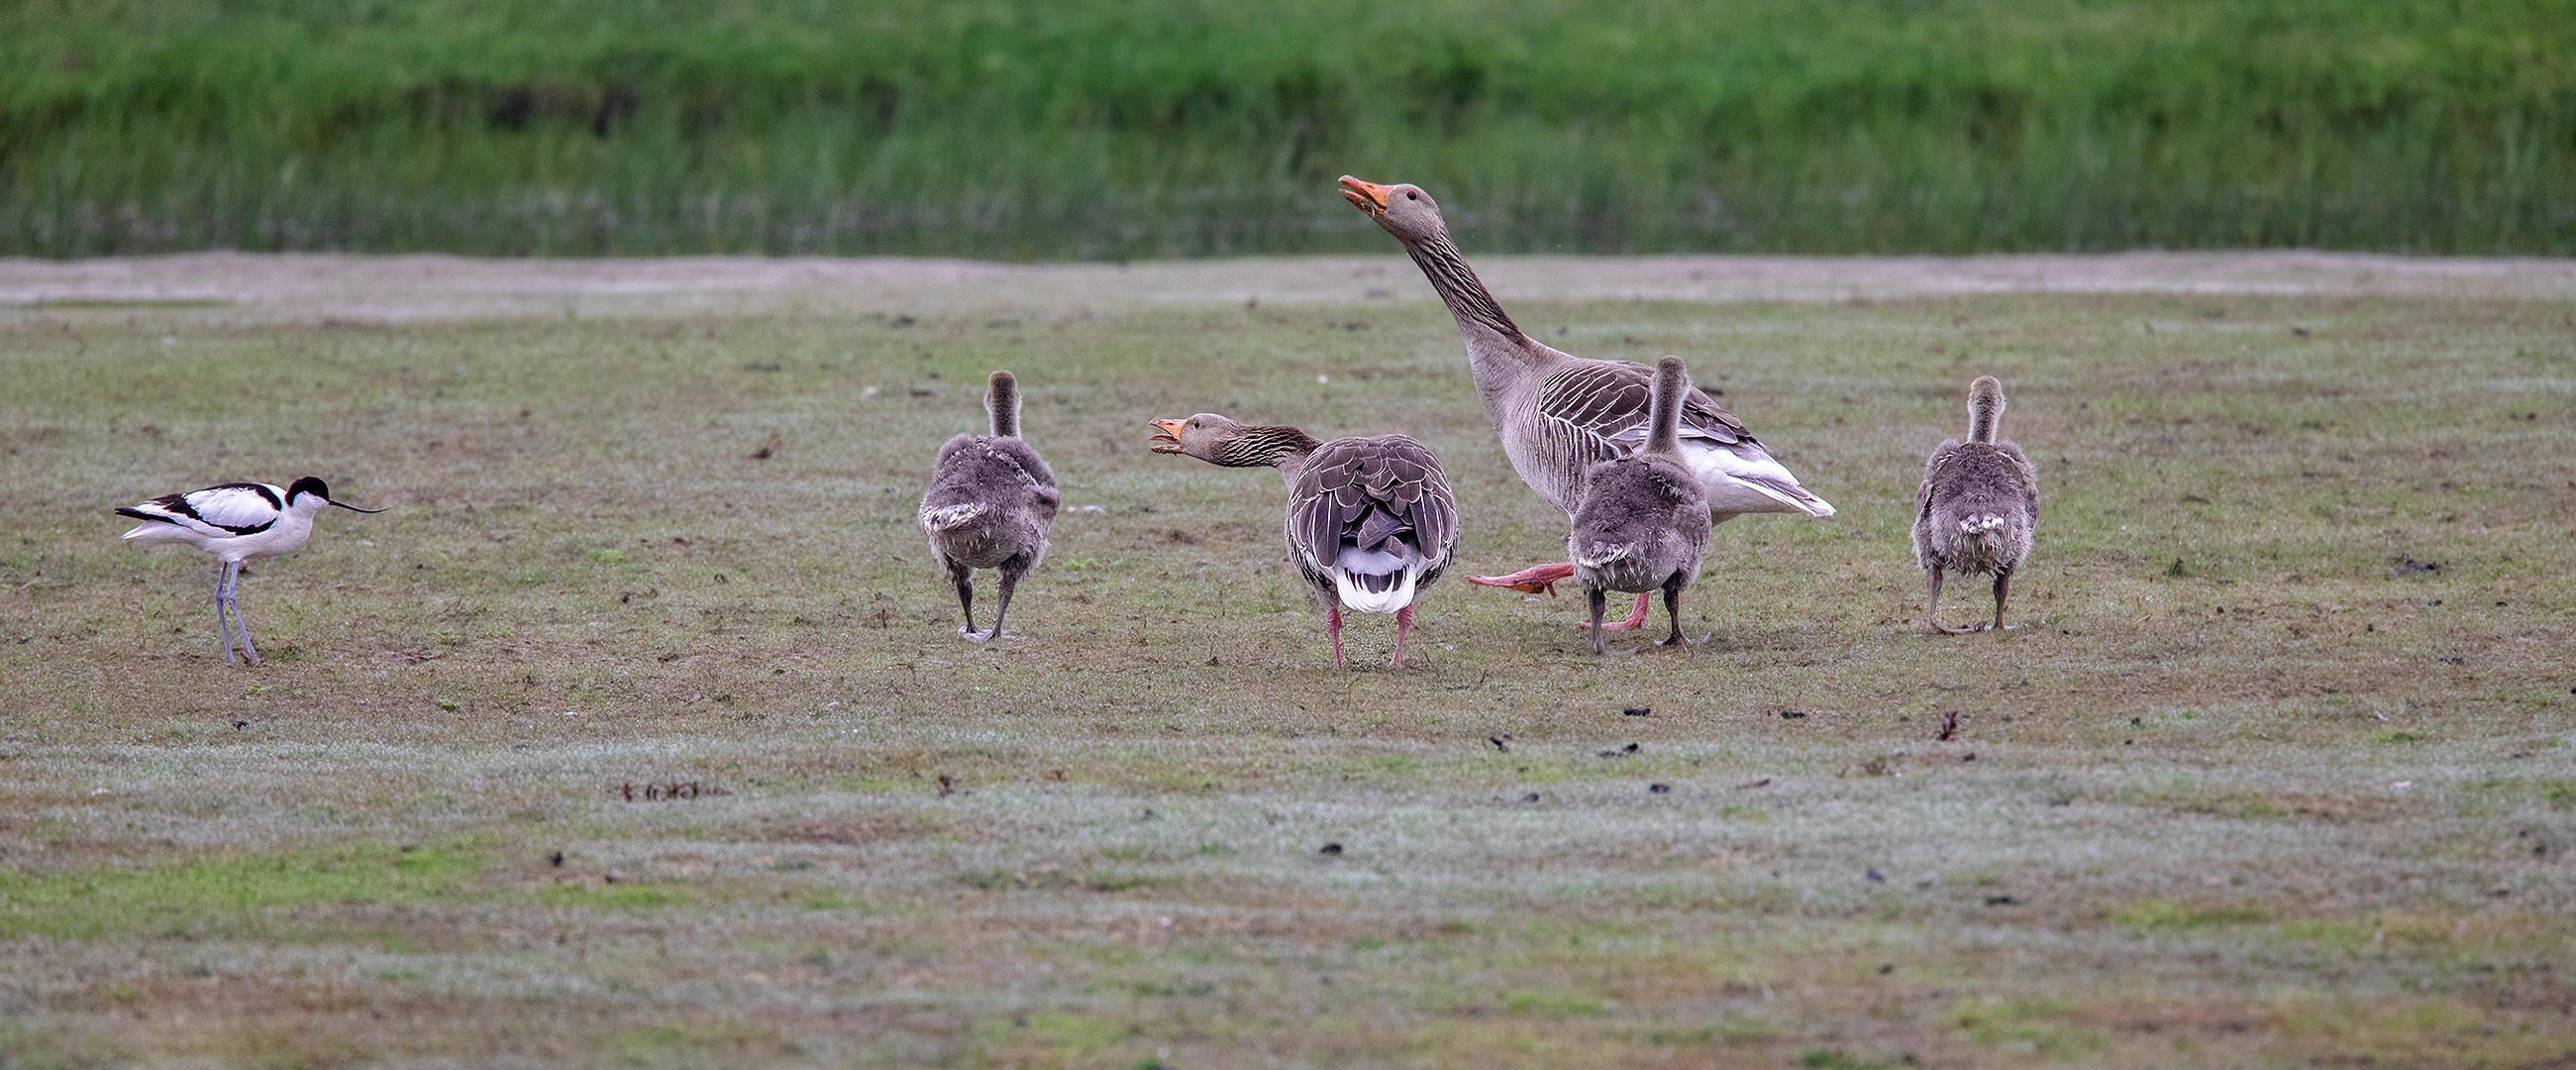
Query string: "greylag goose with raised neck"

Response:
xmin=1149 ymin=414 xmax=1458 ymax=668
xmin=1339 ymin=175 xmax=1832 ymax=630
xmin=920 ymin=371 xmax=1059 ymax=641
xmin=1570 ymin=357 xmax=1713 ymax=655
xmin=1911 ymin=375 xmax=2037 ymax=633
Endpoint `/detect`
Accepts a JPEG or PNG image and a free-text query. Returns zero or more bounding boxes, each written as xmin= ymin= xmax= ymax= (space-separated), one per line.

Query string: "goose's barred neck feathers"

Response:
xmin=1206 ymin=426 xmax=1324 ymax=470
xmin=1402 ymin=230 xmax=1520 ymax=341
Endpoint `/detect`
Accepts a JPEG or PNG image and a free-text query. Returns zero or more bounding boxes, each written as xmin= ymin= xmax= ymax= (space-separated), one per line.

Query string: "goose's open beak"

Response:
xmin=329 ymin=500 xmax=388 ymax=514
xmin=1147 ymin=418 xmax=1185 ymax=453
xmin=1338 ymin=176 xmax=1391 ymax=216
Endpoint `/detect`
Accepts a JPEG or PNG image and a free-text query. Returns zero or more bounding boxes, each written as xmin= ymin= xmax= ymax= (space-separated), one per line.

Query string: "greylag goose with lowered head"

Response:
xmin=1339 ymin=176 xmax=1832 ymax=631
xmin=1149 ymin=414 xmax=1458 ymax=668
xmin=920 ymin=371 xmax=1059 ymax=641
xmin=1570 ymin=358 xmax=1713 ymax=655
xmin=1912 ymin=375 xmax=2038 ymax=633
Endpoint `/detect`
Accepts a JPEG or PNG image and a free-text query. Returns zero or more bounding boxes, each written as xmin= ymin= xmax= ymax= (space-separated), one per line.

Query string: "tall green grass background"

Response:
xmin=5 ymin=0 xmax=2571 ymax=259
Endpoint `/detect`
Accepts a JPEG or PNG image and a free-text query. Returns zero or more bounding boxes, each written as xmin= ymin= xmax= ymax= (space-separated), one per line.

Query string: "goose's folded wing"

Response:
xmin=1535 ymin=360 xmax=1755 ymax=460
xmin=1291 ymin=437 xmax=1459 ymax=573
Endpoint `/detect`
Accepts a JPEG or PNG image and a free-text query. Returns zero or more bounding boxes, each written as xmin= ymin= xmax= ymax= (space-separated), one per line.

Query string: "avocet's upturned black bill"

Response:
xmin=115 ymin=477 xmax=386 ymax=665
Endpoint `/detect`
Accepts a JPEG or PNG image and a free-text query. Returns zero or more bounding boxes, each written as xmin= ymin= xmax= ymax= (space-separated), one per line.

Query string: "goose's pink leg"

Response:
xmin=1468 ymin=563 xmax=1575 ymax=595
xmin=1326 ymin=604 xmax=1345 ymax=669
xmin=1471 ymin=565 xmax=1652 ymax=629
xmin=1603 ymin=591 xmax=1652 ymax=631
xmin=1387 ymin=604 xmax=1413 ymax=668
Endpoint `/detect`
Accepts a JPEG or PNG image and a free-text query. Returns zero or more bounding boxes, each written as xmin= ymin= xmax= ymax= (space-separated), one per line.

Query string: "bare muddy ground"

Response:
xmin=6 ymin=251 xmax=2575 ymax=322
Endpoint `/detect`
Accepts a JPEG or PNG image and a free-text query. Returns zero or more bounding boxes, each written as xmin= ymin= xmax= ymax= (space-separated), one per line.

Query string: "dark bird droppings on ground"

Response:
xmin=550 ymin=851 xmax=564 ymax=868
xmin=1489 ymin=736 xmax=1509 ymax=752
xmin=1936 ymin=710 xmax=1961 ymax=741
xmin=1868 ymin=868 xmax=1887 ymax=883
xmin=1649 ymin=783 xmax=1671 ymax=794
xmin=1780 ymin=709 xmax=1808 ymax=719
xmin=1622 ymin=706 xmax=1652 ymax=716
xmin=1986 ymin=896 xmax=2021 ymax=907
xmin=1318 ymin=843 xmax=1343 ymax=856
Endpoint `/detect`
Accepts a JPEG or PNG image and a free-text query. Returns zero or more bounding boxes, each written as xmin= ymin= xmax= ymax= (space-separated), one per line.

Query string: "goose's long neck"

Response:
xmin=1210 ymin=426 xmax=1322 ymax=489
xmin=1401 ymin=228 xmax=1543 ymax=407
xmin=1967 ymin=376 xmax=2005 ymax=444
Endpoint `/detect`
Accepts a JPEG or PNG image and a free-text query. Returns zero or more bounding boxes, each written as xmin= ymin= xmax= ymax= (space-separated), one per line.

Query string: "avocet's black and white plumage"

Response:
xmin=115 ymin=477 xmax=386 ymax=664
xmin=920 ymin=371 xmax=1059 ymax=641
xmin=1568 ymin=357 xmax=1714 ymax=655
xmin=1912 ymin=375 xmax=2039 ymax=633
xmin=1150 ymin=413 xmax=1459 ymax=669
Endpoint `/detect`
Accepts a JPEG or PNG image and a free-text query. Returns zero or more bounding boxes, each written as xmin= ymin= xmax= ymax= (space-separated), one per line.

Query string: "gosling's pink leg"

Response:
xmin=1326 ymin=603 xmax=1345 ymax=670
xmin=1387 ymin=604 xmax=1413 ymax=668
xmin=1467 ymin=563 xmax=1575 ymax=595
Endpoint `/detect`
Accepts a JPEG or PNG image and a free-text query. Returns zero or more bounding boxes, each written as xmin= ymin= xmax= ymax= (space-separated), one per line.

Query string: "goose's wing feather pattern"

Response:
xmin=1534 ymin=359 xmax=1753 ymax=457
xmin=122 ymin=482 xmax=284 ymax=537
xmin=1288 ymin=435 xmax=1458 ymax=578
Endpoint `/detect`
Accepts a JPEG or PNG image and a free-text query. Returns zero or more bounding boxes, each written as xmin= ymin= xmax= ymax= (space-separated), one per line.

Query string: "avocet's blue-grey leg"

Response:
xmin=222 ymin=561 xmax=261 ymax=666
xmin=213 ymin=561 xmax=238 ymax=662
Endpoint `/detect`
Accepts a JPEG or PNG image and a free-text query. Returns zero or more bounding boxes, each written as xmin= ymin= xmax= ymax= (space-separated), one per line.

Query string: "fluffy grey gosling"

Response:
xmin=920 ymin=371 xmax=1059 ymax=641
xmin=1568 ymin=357 xmax=1713 ymax=655
xmin=1911 ymin=375 xmax=2038 ymax=633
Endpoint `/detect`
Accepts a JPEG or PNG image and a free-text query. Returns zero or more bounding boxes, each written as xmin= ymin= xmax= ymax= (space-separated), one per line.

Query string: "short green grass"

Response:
xmin=1 ymin=275 xmax=2572 ymax=1067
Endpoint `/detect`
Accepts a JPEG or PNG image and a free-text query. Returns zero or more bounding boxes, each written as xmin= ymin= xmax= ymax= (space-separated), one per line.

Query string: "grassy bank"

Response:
xmin=1 ymin=270 xmax=2571 ymax=1065
xmin=5 ymin=0 xmax=2574 ymax=258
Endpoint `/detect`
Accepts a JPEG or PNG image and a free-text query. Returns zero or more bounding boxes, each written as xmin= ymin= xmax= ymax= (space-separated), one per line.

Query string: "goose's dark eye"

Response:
xmin=1406 ymin=192 xmax=1418 ymax=200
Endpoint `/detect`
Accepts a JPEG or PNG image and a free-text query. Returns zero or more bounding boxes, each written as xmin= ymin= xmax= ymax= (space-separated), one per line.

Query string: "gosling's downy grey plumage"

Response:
xmin=1568 ymin=357 xmax=1713 ymax=655
xmin=1149 ymin=413 xmax=1459 ymax=669
xmin=920 ymin=371 xmax=1059 ymax=641
xmin=1912 ymin=375 xmax=2038 ymax=633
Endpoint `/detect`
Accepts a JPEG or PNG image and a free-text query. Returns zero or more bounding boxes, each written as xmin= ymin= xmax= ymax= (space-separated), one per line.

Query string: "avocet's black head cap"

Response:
xmin=286 ymin=477 xmax=332 ymax=502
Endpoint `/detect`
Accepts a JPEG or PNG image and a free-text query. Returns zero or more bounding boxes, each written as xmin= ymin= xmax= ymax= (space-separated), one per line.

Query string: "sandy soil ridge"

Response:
xmin=4 ymin=251 xmax=2570 ymax=322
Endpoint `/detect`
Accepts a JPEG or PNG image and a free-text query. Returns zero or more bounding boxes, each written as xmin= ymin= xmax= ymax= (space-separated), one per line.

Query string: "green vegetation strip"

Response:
xmin=0 ymin=842 xmax=482 ymax=941
xmin=4 ymin=0 xmax=2571 ymax=257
